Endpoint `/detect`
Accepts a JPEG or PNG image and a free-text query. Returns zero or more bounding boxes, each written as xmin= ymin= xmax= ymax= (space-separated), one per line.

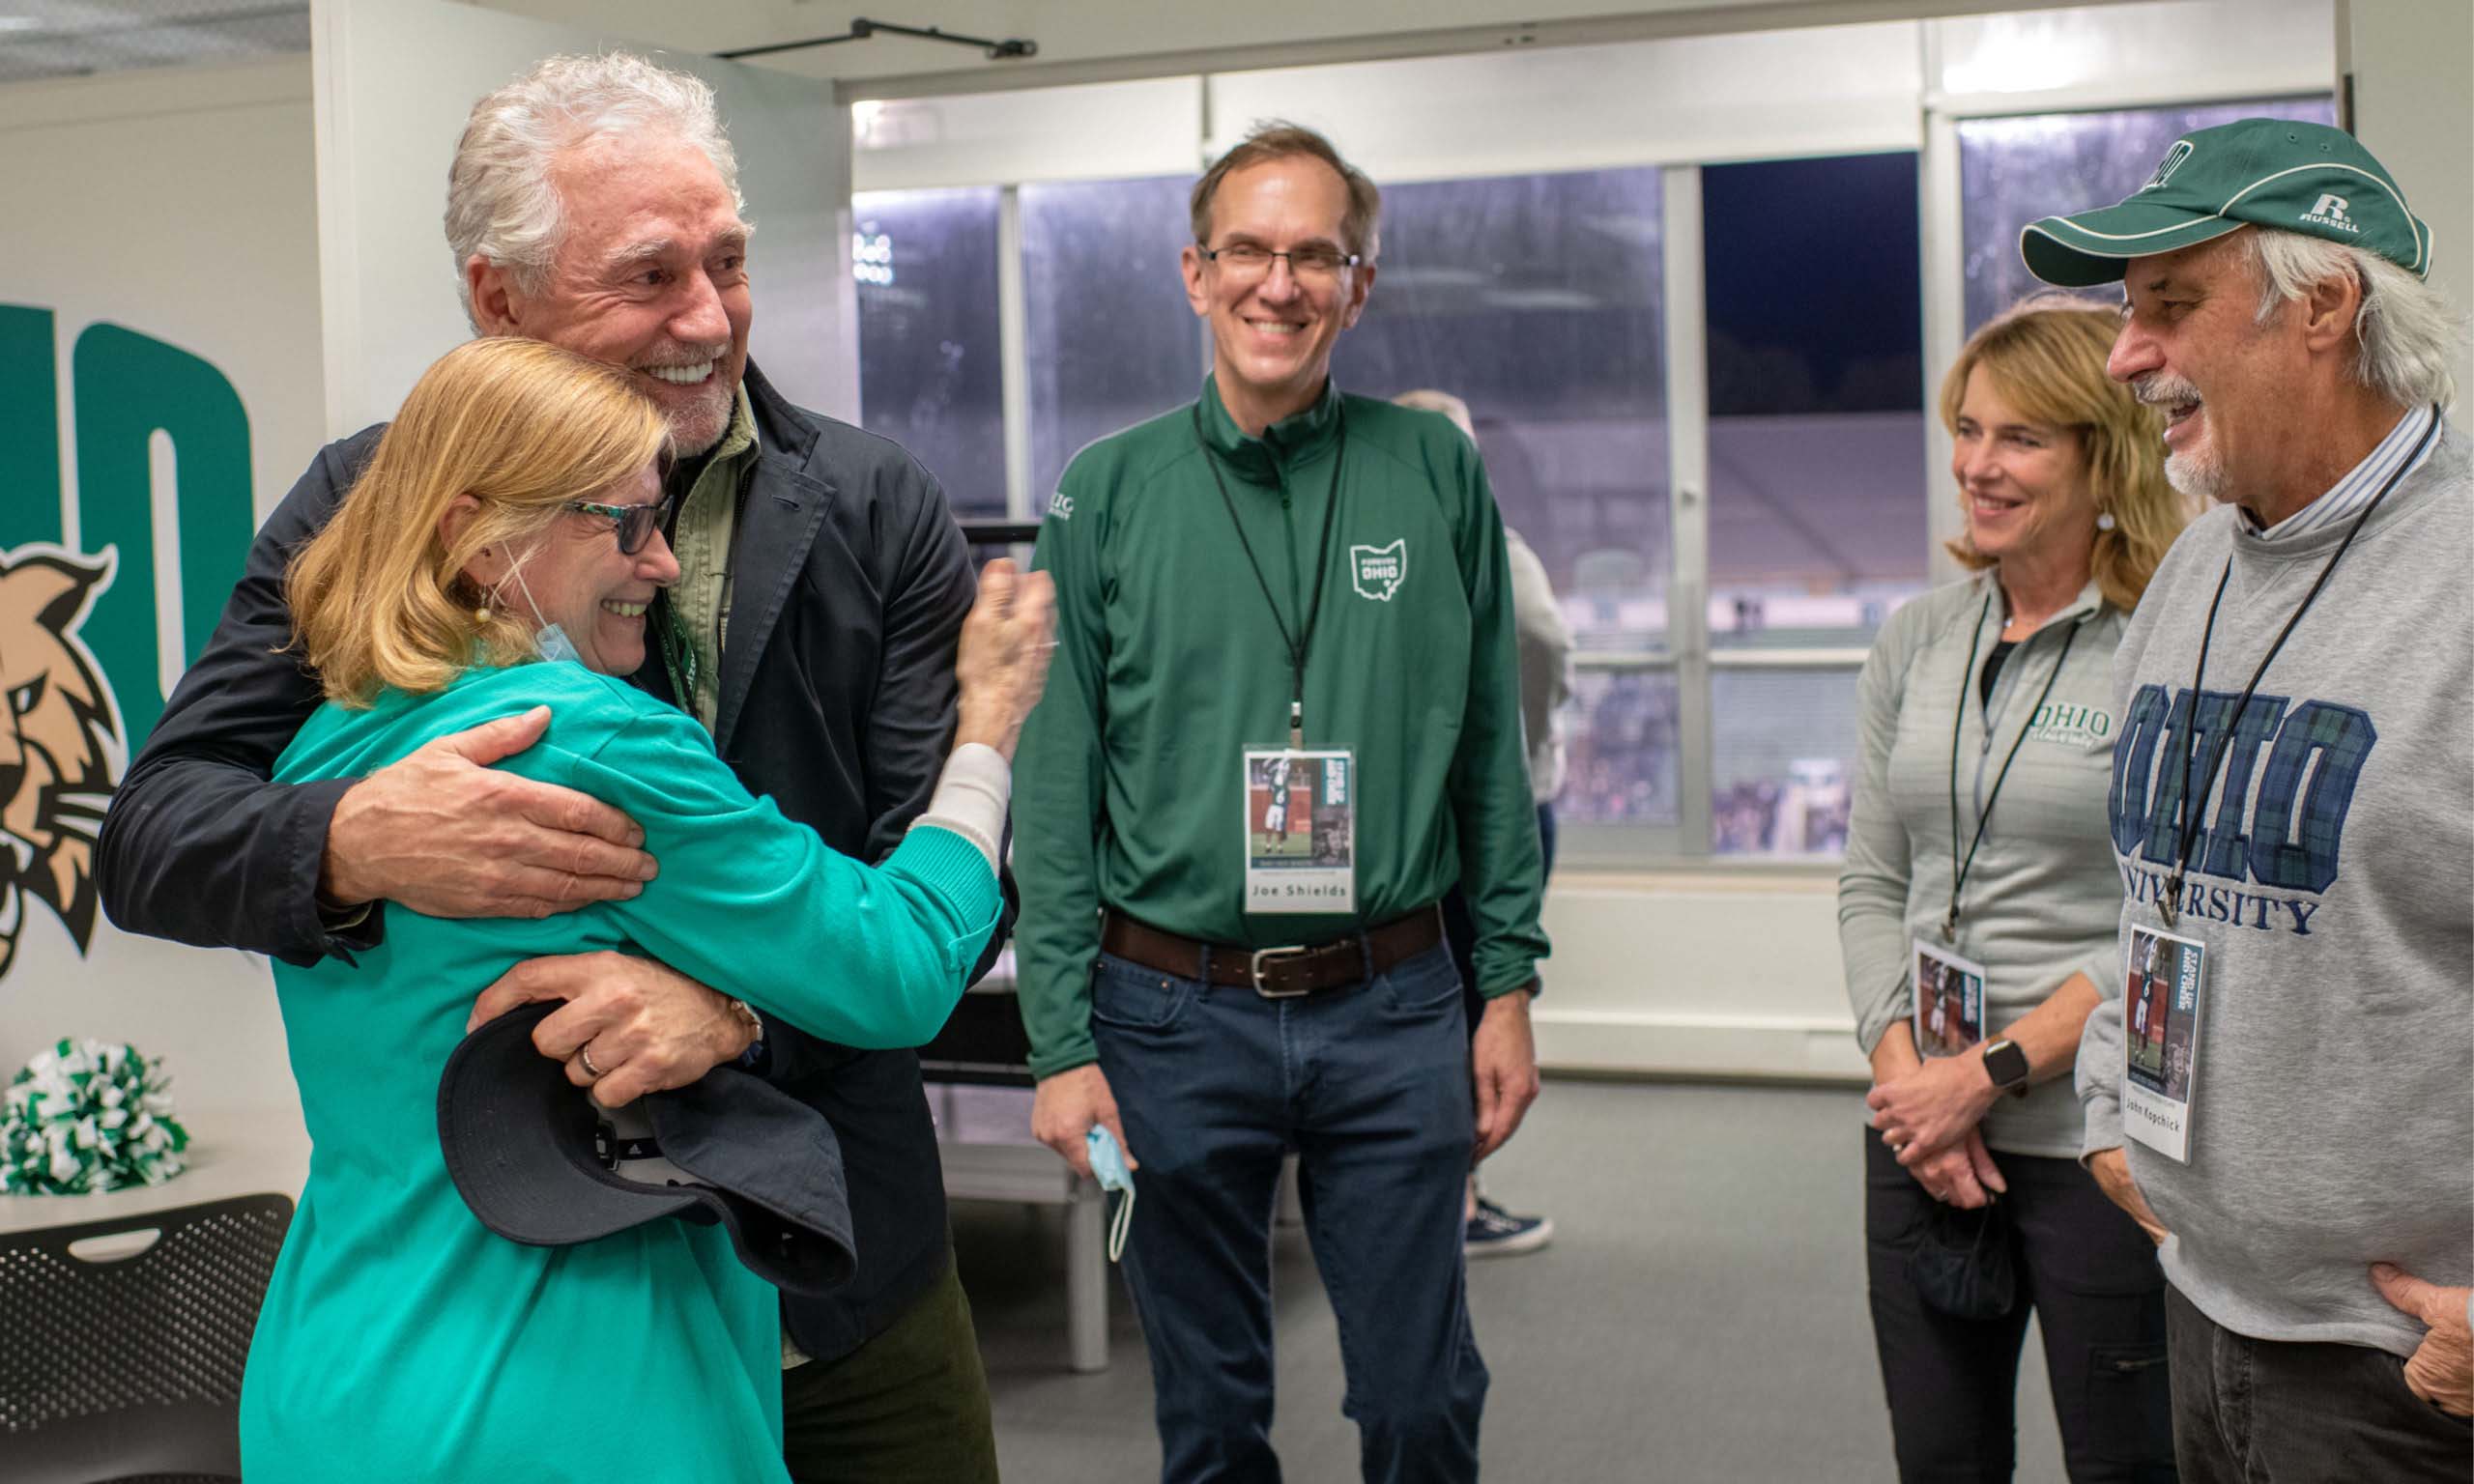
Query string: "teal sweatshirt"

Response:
xmin=240 ymin=661 xmax=998 ymax=1484
xmin=1012 ymin=376 xmax=1549 ymax=1079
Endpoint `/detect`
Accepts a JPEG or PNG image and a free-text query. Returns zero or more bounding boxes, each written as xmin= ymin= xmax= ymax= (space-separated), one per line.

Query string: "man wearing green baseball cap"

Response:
xmin=2032 ymin=118 xmax=2472 ymax=1478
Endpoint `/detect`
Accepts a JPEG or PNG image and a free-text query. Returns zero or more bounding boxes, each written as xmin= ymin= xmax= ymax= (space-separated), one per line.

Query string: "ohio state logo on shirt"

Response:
xmin=1349 ymin=540 xmax=1406 ymax=602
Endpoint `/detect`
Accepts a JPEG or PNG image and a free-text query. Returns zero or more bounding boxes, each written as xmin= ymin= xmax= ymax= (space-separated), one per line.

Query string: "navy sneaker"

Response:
xmin=1464 ymin=1196 xmax=1554 ymax=1258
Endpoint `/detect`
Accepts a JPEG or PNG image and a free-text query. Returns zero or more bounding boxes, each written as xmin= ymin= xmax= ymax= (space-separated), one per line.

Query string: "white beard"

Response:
xmin=2165 ymin=446 xmax=2229 ymax=504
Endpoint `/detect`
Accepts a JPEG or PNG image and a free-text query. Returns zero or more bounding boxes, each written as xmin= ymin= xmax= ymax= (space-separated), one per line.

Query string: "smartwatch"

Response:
xmin=1981 ymin=1039 xmax=2030 ymax=1095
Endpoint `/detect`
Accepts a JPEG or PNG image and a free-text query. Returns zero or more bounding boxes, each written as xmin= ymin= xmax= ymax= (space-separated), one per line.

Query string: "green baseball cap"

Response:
xmin=2021 ymin=118 xmax=2431 ymax=286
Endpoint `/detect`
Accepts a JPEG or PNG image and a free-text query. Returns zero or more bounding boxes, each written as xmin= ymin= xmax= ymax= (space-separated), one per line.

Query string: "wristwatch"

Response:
xmin=1981 ymin=1039 xmax=2030 ymax=1096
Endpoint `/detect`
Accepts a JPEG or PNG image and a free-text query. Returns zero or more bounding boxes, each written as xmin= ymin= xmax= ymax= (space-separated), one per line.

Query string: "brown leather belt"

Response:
xmin=1099 ymin=906 xmax=1445 ymax=999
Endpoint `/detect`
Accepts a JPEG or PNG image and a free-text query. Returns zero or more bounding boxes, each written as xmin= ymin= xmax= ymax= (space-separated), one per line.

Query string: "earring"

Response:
xmin=2096 ymin=510 xmax=2117 ymax=532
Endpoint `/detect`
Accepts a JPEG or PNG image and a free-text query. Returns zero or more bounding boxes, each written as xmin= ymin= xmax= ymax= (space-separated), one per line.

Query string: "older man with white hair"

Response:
xmin=2025 ymin=118 xmax=2470 ymax=1477
xmin=99 ymin=53 xmax=1003 ymax=1481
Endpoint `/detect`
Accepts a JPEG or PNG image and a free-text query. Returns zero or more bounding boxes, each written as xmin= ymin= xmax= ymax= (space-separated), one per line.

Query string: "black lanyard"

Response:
xmin=1192 ymin=402 xmax=1348 ymax=749
xmin=1942 ymin=587 xmax=2083 ymax=941
xmin=2156 ymin=407 xmax=2440 ymax=926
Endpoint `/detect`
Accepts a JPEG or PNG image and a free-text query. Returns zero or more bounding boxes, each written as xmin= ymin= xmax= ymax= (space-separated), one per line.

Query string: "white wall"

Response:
xmin=0 ymin=58 xmax=324 ymax=1151
xmin=2345 ymin=0 xmax=2473 ymax=414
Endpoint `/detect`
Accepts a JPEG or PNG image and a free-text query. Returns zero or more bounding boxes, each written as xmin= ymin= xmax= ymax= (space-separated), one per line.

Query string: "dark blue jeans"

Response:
xmin=1093 ymin=940 xmax=1487 ymax=1484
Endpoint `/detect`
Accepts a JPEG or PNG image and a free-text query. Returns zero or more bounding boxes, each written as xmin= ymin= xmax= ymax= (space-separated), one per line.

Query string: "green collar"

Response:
xmin=1195 ymin=373 xmax=1343 ymax=480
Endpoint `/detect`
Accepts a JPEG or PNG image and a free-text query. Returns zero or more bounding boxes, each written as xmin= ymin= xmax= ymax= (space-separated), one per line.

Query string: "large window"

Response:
xmin=1957 ymin=97 xmax=2340 ymax=330
xmin=1695 ymin=154 xmax=1923 ymax=856
xmin=1703 ymin=154 xmax=1927 ymax=653
xmin=851 ymin=189 xmax=1007 ymax=516
xmin=1021 ymin=176 xmax=1205 ymax=501
xmin=1562 ymin=670 xmax=1682 ymax=829
xmin=1340 ymin=169 xmax=1671 ymax=659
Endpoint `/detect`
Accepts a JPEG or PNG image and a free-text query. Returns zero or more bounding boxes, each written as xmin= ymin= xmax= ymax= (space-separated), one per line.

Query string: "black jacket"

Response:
xmin=97 ymin=362 xmax=996 ymax=1362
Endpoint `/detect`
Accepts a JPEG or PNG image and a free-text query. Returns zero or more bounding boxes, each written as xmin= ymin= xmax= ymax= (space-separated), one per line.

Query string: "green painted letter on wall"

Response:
xmin=72 ymin=323 xmax=253 ymax=741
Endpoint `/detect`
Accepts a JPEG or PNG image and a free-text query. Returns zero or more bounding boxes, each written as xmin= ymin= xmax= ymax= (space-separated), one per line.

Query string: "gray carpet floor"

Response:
xmin=951 ymin=1079 xmax=2071 ymax=1483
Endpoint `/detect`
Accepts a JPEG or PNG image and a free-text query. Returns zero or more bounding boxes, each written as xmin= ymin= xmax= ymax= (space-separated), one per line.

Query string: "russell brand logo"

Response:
xmin=2300 ymin=193 xmax=2362 ymax=235
xmin=2140 ymin=141 xmax=2195 ymax=192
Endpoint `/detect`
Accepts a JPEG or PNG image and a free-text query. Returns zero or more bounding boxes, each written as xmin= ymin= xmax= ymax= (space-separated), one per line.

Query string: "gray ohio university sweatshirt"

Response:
xmin=2079 ymin=415 xmax=2471 ymax=1357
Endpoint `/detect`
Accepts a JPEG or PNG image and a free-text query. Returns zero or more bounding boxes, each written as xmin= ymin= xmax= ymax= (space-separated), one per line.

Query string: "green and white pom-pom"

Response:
xmin=1 ymin=1039 xmax=190 ymax=1195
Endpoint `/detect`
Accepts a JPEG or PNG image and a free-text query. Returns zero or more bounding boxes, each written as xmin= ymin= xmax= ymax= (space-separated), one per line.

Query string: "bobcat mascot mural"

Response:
xmin=0 ymin=545 xmax=123 ymax=981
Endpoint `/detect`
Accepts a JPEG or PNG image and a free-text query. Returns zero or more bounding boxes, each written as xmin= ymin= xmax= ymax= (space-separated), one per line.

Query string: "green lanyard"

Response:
xmin=656 ymin=592 xmax=701 ymax=717
xmin=1192 ymin=403 xmax=1348 ymax=750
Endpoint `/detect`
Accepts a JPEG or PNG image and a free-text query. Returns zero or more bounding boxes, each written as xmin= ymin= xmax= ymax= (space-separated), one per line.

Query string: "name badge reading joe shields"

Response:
xmin=1242 ymin=748 xmax=1356 ymax=914
xmin=2122 ymin=924 xmax=2208 ymax=1163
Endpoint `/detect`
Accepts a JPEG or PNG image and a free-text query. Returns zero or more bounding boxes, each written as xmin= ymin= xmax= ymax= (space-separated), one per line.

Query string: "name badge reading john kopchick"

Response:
xmin=2122 ymin=924 xmax=2208 ymax=1164
xmin=1242 ymin=748 xmax=1355 ymax=915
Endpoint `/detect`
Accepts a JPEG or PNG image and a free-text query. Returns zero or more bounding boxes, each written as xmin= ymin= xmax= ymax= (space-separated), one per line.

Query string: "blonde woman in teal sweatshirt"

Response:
xmin=238 ymin=338 xmax=1051 ymax=1483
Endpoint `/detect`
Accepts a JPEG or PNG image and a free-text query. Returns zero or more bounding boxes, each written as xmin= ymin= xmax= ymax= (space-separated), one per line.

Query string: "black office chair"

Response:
xmin=0 ymin=1192 xmax=295 ymax=1484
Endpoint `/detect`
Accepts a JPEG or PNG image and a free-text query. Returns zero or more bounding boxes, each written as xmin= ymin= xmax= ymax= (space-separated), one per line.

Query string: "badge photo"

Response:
xmin=1911 ymin=939 xmax=1988 ymax=1058
xmin=1241 ymin=748 xmax=1356 ymax=914
xmin=2122 ymin=924 xmax=2207 ymax=1163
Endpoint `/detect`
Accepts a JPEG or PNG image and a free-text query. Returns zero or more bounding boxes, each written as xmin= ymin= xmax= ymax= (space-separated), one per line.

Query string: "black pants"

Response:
xmin=1864 ymin=1130 xmax=2176 ymax=1482
xmin=2166 ymin=1284 xmax=2471 ymax=1482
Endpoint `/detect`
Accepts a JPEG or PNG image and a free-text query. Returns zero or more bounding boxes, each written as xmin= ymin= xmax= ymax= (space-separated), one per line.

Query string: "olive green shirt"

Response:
xmin=1012 ymin=377 xmax=1550 ymax=1078
xmin=666 ymin=385 xmax=761 ymax=731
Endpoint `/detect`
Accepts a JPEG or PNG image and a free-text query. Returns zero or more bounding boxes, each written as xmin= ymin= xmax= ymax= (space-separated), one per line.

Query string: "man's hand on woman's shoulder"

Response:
xmin=321 ymin=704 xmax=656 ymax=917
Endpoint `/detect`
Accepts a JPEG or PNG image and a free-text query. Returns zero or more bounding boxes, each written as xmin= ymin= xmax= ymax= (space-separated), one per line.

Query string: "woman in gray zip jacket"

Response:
xmin=1839 ymin=300 xmax=2189 ymax=1482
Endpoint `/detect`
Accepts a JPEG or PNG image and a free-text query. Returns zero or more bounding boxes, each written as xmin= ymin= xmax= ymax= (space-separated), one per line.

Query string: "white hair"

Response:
xmin=446 ymin=52 xmax=745 ymax=327
xmin=2247 ymin=227 xmax=2459 ymax=409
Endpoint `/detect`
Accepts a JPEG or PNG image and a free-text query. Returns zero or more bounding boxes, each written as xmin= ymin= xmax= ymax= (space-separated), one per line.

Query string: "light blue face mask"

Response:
xmin=503 ymin=556 xmax=583 ymax=668
xmin=1085 ymin=1127 xmax=1136 ymax=1262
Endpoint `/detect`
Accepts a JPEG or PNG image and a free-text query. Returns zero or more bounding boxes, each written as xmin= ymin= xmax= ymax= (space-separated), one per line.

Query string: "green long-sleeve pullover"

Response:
xmin=1012 ymin=377 xmax=1550 ymax=1078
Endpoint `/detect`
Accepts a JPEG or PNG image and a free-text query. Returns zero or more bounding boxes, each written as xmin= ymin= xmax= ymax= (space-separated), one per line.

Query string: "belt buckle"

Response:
xmin=1250 ymin=945 xmax=1313 ymax=999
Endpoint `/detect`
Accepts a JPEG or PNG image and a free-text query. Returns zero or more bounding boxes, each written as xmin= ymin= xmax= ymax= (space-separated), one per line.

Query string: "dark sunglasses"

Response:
xmin=563 ymin=491 xmax=677 ymax=556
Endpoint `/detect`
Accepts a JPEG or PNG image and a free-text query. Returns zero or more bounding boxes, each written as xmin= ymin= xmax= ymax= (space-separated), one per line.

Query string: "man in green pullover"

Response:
xmin=1012 ymin=123 xmax=1549 ymax=1483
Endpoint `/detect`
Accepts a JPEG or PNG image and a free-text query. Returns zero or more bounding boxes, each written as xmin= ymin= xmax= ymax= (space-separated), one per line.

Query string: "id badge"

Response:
xmin=2122 ymin=925 xmax=2207 ymax=1163
xmin=1910 ymin=939 xmax=1988 ymax=1058
xmin=1241 ymin=748 xmax=1355 ymax=914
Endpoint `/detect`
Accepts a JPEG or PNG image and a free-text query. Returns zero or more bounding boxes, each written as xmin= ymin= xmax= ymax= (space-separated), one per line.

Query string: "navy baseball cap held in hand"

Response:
xmin=438 ymin=1002 xmax=857 ymax=1297
xmin=2022 ymin=118 xmax=2432 ymax=286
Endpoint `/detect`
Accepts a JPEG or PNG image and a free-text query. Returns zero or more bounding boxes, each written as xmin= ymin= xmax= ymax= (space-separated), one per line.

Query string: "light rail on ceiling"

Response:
xmin=716 ymin=16 xmax=1036 ymax=63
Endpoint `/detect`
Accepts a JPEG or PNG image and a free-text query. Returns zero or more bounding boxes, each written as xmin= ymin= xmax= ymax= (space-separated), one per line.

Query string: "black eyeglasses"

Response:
xmin=564 ymin=492 xmax=677 ymax=555
xmin=1197 ymin=242 xmax=1363 ymax=280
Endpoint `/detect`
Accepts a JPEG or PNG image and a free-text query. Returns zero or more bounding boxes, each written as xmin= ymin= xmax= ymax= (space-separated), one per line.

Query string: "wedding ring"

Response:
xmin=578 ymin=1042 xmax=603 ymax=1081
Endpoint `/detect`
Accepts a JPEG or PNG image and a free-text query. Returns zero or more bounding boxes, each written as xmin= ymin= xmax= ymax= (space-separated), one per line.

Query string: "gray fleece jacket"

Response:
xmin=1841 ymin=570 xmax=2129 ymax=1158
xmin=2079 ymin=416 xmax=2472 ymax=1356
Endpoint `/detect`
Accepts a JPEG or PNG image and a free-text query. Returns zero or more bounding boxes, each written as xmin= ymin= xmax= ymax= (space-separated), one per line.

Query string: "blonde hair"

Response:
xmin=1941 ymin=297 xmax=2187 ymax=611
xmin=288 ymin=338 xmax=670 ymax=705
